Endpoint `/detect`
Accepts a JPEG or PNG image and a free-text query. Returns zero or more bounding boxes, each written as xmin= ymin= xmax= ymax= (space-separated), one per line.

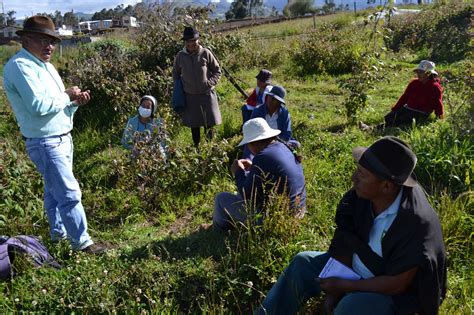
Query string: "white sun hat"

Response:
xmin=238 ymin=117 xmax=281 ymax=146
xmin=414 ymin=60 xmax=438 ymax=75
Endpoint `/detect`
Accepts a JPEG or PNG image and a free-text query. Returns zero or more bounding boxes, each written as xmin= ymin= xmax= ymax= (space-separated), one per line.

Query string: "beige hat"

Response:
xmin=414 ymin=60 xmax=438 ymax=75
xmin=238 ymin=118 xmax=281 ymax=146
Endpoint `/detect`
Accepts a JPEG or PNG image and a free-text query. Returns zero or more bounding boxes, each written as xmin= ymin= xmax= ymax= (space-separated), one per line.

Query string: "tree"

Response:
xmin=249 ymin=0 xmax=264 ymax=16
xmin=53 ymin=10 xmax=63 ymax=27
xmin=6 ymin=10 xmax=16 ymax=26
xmin=270 ymin=6 xmax=279 ymax=16
xmin=283 ymin=0 xmax=315 ymax=17
xmin=0 ymin=10 xmax=16 ymax=26
xmin=63 ymin=11 xmax=78 ymax=26
xmin=322 ymin=0 xmax=336 ymax=14
xmin=225 ymin=0 xmax=248 ymax=20
xmin=225 ymin=0 xmax=264 ymax=20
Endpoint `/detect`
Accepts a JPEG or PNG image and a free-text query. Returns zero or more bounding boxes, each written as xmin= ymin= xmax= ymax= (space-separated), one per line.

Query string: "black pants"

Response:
xmin=191 ymin=127 xmax=214 ymax=147
xmin=384 ymin=107 xmax=429 ymax=127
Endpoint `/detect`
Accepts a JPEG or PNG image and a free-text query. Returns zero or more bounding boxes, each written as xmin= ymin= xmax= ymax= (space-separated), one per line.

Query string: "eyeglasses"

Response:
xmin=25 ymin=35 xmax=60 ymax=46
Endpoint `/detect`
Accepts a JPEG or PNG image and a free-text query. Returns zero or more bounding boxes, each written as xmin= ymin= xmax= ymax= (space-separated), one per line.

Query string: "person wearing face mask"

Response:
xmin=121 ymin=95 xmax=166 ymax=157
xmin=172 ymin=26 xmax=222 ymax=147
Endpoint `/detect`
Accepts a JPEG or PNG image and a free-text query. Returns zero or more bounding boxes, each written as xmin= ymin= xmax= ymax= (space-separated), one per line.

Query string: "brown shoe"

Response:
xmin=80 ymin=243 xmax=107 ymax=255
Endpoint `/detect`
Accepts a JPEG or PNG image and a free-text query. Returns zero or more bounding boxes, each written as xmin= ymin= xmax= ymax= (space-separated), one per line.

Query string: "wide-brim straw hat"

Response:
xmin=352 ymin=136 xmax=417 ymax=187
xmin=16 ymin=15 xmax=60 ymax=41
xmin=238 ymin=118 xmax=281 ymax=146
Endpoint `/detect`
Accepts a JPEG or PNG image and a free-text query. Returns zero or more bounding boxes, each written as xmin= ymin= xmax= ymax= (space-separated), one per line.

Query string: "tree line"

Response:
xmin=225 ymin=0 xmax=339 ymax=20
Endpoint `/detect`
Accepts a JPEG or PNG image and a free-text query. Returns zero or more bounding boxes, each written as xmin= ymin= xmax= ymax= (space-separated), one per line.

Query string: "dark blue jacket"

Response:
xmin=172 ymin=78 xmax=186 ymax=113
xmin=251 ymin=104 xmax=292 ymax=142
xmin=235 ymin=142 xmax=306 ymax=214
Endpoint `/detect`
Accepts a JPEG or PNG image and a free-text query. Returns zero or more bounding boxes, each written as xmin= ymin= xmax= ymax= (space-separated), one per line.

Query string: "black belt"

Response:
xmin=22 ymin=131 xmax=71 ymax=141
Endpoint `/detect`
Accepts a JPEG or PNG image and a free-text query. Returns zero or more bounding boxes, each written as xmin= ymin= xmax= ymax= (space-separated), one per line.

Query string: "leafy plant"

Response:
xmin=383 ymin=2 xmax=472 ymax=62
xmin=293 ymin=23 xmax=364 ymax=76
xmin=339 ymin=54 xmax=386 ymax=124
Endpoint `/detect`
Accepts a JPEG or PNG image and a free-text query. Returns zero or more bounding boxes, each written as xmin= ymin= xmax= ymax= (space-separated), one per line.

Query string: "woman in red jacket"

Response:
xmin=384 ymin=60 xmax=444 ymax=127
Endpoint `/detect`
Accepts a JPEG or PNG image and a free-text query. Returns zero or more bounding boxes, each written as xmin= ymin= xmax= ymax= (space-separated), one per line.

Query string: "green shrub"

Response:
xmin=383 ymin=3 xmax=472 ymax=62
xmin=65 ymin=39 xmax=169 ymax=135
xmin=218 ymin=192 xmax=304 ymax=312
xmin=293 ymin=23 xmax=364 ymax=75
xmin=409 ymin=122 xmax=473 ymax=196
xmin=117 ymin=135 xmax=234 ymax=213
xmin=0 ymin=134 xmax=45 ymax=236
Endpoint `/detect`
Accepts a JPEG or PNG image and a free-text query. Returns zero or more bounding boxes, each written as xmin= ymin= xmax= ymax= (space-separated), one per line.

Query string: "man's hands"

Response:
xmin=318 ymin=278 xmax=351 ymax=315
xmin=231 ymin=159 xmax=252 ymax=176
xmin=66 ymin=86 xmax=91 ymax=106
xmin=319 ymin=277 xmax=352 ymax=295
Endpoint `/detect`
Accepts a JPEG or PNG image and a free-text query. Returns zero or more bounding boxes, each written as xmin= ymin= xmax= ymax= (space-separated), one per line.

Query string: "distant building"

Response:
xmin=56 ymin=25 xmax=73 ymax=37
xmin=112 ymin=16 xmax=138 ymax=28
xmin=0 ymin=26 xmax=20 ymax=39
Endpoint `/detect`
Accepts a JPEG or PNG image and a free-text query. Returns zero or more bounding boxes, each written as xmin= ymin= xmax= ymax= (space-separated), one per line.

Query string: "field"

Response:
xmin=0 ymin=3 xmax=472 ymax=313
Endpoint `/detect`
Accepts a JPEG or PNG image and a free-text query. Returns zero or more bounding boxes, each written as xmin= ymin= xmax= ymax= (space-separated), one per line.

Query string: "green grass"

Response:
xmin=0 ymin=9 xmax=472 ymax=313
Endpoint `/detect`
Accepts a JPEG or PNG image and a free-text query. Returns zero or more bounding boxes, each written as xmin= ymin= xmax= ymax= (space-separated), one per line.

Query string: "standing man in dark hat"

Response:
xmin=172 ymin=26 xmax=222 ymax=147
xmin=3 ymin=16 xmax=104 ymax=254
xmin=256 ymin=136 xmax=446 ymax=315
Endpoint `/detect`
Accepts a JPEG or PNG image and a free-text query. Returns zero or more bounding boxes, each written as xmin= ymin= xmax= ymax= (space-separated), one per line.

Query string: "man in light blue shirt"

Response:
xmin=3 ymin=16 xmax=103 ymax=254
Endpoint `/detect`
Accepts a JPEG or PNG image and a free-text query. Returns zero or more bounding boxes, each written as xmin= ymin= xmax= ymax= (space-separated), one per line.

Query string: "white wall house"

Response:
xmin=0 ymin=26 xmax=20 ymax=38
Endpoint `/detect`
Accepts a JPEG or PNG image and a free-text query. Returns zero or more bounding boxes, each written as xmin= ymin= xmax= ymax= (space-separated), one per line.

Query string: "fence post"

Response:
xmin=313 ymin=14 xmax=316 ymax=29
xmin=353 ymin=2 xmax=357 ymax=16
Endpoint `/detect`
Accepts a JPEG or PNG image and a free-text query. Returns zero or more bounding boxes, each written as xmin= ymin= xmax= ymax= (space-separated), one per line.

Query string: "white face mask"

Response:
xmin=138 ymin=106 xmax=152 ymax=118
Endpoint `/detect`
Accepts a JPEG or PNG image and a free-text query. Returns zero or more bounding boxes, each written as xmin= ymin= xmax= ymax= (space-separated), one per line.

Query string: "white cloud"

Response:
xmin=5 ymin=0 xmax=140 ymax=19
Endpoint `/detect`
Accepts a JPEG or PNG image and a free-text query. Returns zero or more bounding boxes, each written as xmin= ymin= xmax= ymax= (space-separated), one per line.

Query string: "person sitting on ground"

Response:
xmin=213 ymin=118 xmax=306 ymax=231
xmin=256 ymin=136 xmax=447 ymax=315
xmin=250 ymin=85 xmax=300 ymax=150
xmin=241 ymin=69 xmax=273 ymax=124
xmin=360 ymin=60 xmax=444 ymax=131
xmin=121 ymin=95 xmax=166 ymax=157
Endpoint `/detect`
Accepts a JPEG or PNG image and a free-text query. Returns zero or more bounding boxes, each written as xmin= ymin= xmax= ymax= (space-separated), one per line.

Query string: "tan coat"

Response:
xmin=172 ymin=46 xmax=222 ymax=127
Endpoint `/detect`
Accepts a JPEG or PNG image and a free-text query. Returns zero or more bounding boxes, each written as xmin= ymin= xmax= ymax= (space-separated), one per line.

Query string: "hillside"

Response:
xmin=0 ymin=3 xmax=472 ymax=313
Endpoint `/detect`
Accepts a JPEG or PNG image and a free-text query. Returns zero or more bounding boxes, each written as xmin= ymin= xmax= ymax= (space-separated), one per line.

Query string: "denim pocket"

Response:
xmin=40 ymin=137 xmax=63 ymax=149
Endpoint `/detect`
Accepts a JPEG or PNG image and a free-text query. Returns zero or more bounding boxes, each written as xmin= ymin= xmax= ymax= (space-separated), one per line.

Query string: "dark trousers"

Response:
xmin=241 ymin=105 xmax=254 ymax=125
xmin=384 ymin=107 xmax=429 ymax=127
xmin=191 ymin=127 xmax=214 ymax=147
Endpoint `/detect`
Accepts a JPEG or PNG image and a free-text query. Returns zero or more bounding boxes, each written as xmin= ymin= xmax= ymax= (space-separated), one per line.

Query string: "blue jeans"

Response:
xmin=25 ymin=134 xmax=93 ymax=250
xmin=258 ymin=251 xmax=396 ymax=315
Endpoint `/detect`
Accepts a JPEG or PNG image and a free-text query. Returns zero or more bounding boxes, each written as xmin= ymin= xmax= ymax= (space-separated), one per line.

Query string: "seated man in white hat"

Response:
xmin=256 ymin=136 xmax=447 ymax=315
xmin=213 ymin=118 xmax=307 ymax=231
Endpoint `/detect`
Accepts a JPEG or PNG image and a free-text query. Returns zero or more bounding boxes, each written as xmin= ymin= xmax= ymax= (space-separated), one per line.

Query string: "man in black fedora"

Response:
xmin=256 ymin=136 xmax=446 ymax=315
xmin=3 ymin=16 xmax=104 ymax=254
xmin=172 ymin=26 xmax=222 ymax=147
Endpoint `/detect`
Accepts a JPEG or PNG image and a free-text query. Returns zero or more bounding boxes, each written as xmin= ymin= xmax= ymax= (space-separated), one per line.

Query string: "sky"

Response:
xmin=4 ymin=0 xmax=143 ymax=19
